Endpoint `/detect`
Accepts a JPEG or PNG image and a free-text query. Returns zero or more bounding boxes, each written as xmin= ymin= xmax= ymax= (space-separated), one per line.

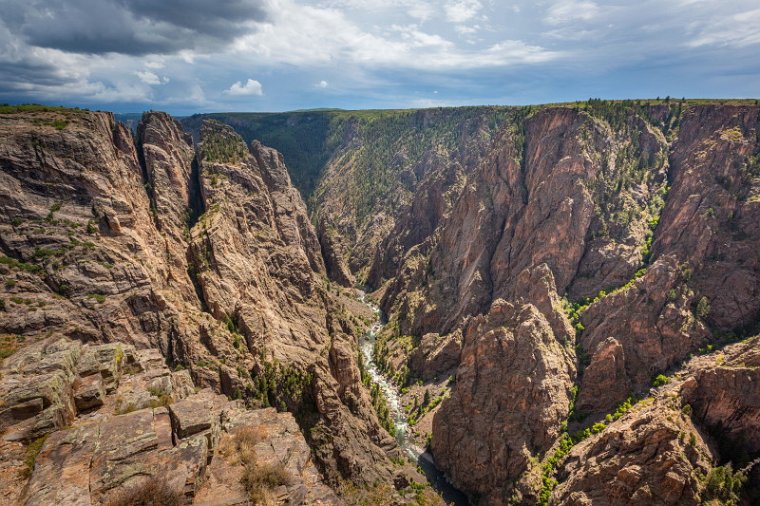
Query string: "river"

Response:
xmin=358 ymin=293 xmax=470 ymax=506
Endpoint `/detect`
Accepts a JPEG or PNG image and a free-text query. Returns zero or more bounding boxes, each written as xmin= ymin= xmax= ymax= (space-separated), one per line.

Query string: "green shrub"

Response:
xmin=149 ymin=394 xmax=173 ymax=409
xmin=702 ymin=464 xmax=747 ymax=506
xmin=0 ymin=335 xmax=18 ymax=360
xmin=87 ymin=293 xmax=105 ymax=303
xmin=614 ymin=396 xmax=634 ymax=418
xmin=652 ymin=374 xmax=669 ymax=387
xmin=0 ymin=256 xmax=42 ymax=274
xmin=114 ymin=402 xmax=138 ymax=415
xmin=696 ymin=296 xmax=711 ymax=319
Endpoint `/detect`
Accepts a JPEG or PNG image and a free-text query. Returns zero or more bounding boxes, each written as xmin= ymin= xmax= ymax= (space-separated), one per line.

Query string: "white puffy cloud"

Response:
xmin=444 ymin=0 xmax=482 ymax=23
xmin=318 ymin=80 xmax=329 ymax=88
xmin=231 ymin=1 xmax=557 ymax=70
xmin=225 ymin=78 xmax=264 ymax=96
xmin=455 ymin=25 xmax=479 ymax=35
xmin=136 ymin=70 xmax=161 ymax=85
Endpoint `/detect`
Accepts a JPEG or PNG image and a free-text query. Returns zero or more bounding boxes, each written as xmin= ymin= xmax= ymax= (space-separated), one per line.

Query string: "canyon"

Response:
xmin=1 ymin=100 xmax=759 ymax=505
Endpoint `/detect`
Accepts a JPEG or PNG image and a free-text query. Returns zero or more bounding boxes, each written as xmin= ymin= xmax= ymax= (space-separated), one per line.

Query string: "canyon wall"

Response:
xmin=264 ymin=101 xmax=760 ymax=504
xmin=3 ymin=100 xmax=759 ymax=505
xmin=0 ymin=108 xmax=419 ymax=504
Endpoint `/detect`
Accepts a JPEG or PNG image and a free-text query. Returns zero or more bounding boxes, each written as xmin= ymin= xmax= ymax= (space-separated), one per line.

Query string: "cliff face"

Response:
xmin=0 ymin=108 xmax=414 ymax=504
xmin=431 ymin=299 xmax=575 ymax=504
xmin=294 ymin=101 xmax=760 ymax=503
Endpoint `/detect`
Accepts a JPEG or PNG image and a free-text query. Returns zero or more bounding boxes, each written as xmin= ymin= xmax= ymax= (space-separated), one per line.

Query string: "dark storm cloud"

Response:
xmin=122 ymin=0 xmax=268 ymax=35
xmin=0 ymin=59 xmax=73 ymax=90
xmin=4 ymin=0 xmax=268 ymax=56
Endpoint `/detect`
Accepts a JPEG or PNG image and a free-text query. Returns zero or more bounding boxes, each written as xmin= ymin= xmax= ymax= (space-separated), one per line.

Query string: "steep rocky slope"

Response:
xmin=207 ymin=100 xmax=760 ymax=504
xmin=0 ymin=107 xmax=425 ymax=504
xmin=183 ymin=107 xmax=519 ymax=286
xmin=549 ymin=335 xmax=760 ymax=506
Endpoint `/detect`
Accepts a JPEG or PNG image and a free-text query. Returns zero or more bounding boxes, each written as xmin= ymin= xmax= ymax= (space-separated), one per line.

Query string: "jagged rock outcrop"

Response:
xmin=317 ymin=216 xmax=355 ymax=287
xmin=576 ymin=256 xmax=709 ymax=413
xmin=681 ymin=336 xmax=760 ymax=487
xmin=551 ymin=399 xmax=712 ymax=505
xmin=407 ymin=330 xmax=462 ymax=382
xmin=195 ymin=407 xmax=339 ymax=505
xmin=432 ymin=299 xmax=575 ymax=504
xmin=654 ymin=106 xmax=760 ymax=332
xmin=382 ymin=106 xmax=671 ymax=340
xmin=190 ymin=121 xmax=405 ymax=486
xmin=189 ymin=122 xmax=328 ymax=352
xmin=549 ymin=336 xmax=760 ymax=505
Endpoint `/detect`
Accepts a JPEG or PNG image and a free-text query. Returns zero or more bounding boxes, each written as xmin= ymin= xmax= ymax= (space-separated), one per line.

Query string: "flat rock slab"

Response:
xmin=168 ymin=389 xmax=229 ymax=440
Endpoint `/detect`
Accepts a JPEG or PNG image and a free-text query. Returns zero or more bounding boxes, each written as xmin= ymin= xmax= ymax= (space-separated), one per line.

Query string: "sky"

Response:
xmin=0 ymin=0 xmax=759 ymax=114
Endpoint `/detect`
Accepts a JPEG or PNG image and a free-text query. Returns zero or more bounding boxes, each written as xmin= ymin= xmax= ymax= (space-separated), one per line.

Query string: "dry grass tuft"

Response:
xmin=231 ymin=424 xmax=290 ymax=504
xmin=241 ymin=461 xmax=291 ymax=504
xmin=104 ymin=476 xmax=184 ymax=506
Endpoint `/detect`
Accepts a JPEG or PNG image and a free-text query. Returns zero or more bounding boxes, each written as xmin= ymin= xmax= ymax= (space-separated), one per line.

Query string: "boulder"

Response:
xmin=73 ymin=374 xmax=105 ymax=413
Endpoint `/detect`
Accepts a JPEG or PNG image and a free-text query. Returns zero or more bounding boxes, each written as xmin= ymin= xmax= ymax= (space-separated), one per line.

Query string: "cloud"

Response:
xmin=687 ymin=7 xmax=760 ymax=48
xmin=407 ymin=2 xmax=435 ymax=21
xmin=455 ymin=25 xmax=480 ymax=35
xmin=0 ymin=0 xmax=758 ymax=113
xmin=135 ymin=70 xmax=162 ymax=85
xmin=320 ymin=0 xmax=434 ymax=20
xmin=225 ymin=78 xmax=263 ymax=96
xmin=392 ymin=25 xmax=452 ymax=48
xmin=444 ymin=0 xmax=482 ymax=23
xmin=544 ymin=0 xmax=599 ymax=25
xmin=6 ymin=0 xmax=269 ymax=56
xmin=231 ymin=1 xmax=557 ymax=70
